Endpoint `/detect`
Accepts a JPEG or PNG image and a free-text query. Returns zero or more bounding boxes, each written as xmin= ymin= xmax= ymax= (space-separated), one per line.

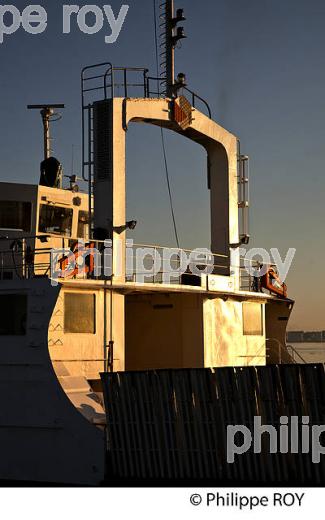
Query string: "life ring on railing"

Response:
xmin=58 ymin=242 xmax=95 ymax=279
xmin=261 ymin=266 xmax=287 ymax=298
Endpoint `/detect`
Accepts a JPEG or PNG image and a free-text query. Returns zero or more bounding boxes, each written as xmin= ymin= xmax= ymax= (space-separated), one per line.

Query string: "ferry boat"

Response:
xmin=0 ymin=1 xmax=294 ymax=485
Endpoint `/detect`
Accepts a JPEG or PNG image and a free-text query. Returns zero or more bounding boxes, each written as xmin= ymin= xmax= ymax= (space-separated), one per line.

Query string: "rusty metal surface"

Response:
xmin=101 ymin=365 xmax=325 ymax=484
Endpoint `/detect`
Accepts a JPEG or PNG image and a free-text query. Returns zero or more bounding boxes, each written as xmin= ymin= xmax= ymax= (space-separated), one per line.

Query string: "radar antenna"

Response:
xmin=27 ymin=104 xmax=65 ymax=188
xmin=27 ymin=104 xmax=65 ymax=160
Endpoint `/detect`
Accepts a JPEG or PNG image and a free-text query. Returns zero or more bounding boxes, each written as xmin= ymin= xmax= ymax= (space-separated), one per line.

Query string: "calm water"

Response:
xmin=289 ymin=343 xmax=325 ymax=364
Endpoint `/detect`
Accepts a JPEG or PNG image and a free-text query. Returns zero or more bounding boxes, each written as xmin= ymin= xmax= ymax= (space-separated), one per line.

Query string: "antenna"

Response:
xmin=162 ymin=1 xmax=186 ymax=98
xmin=27 ymin=104 xmax=65 ymax=160
xmin=71 ymin=144 xmax=75 ymax=175
xmin=166 ymin=0 xmax=186 ymax=97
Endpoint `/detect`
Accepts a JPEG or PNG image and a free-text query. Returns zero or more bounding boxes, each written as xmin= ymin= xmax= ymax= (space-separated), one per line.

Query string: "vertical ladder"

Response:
xmin=87 ymin=104 xmax=95 ymax=239
xmin=237 ymin=141 xmax=250 ymax=244
xmin=81 ymin=103 xmax=95 ymax=239
xmin=81 ymin=63 xmax=113 ymax=240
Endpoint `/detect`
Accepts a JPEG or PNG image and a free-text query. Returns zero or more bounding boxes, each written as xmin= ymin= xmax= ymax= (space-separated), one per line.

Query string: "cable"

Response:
xmin=153 ymin=0 xmax=180 ymax=249
xmin=160 ymin=127 xmax=180 ymax=249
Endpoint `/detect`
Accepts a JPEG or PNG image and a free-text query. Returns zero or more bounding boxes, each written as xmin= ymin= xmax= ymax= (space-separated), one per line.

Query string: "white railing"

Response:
xmin=0 ymin=236 xmax=271 ymax=295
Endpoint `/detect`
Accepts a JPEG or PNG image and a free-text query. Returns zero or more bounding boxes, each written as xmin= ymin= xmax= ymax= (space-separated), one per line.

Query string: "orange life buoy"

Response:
xmin=261 ymin=266 xmax=287 ymax=298
xmin=58 ymin=242 xmax=95 ymax=279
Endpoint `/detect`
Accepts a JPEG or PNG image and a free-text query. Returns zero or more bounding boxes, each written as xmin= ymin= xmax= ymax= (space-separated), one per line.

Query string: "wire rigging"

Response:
xmin=153 ymin=0 xmax=180 ymax=249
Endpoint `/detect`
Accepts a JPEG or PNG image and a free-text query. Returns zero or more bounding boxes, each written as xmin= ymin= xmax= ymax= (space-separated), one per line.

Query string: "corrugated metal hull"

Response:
xmin=101 ymin=365 xmax=325 ymax=485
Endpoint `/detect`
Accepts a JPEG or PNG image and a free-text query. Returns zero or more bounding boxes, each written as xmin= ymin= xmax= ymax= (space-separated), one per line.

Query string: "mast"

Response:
xmin=162 ymin=0 xmax=186 ymax=98
xmin=165 ymin=0 xmax=175 ymax=98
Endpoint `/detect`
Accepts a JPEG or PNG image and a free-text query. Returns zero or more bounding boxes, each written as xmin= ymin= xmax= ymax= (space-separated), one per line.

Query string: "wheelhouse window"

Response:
xmin=64 ymin=293 xmax=96 ymax=334
xmin=77 ymin=210 xmax=89 ymax=240
xmin=39 ymin=204 xmax=73 ymax=237
xmin=0 ymin=294 xmax=27 ymax=335
xmin=0 ymin=201 xmax=32 ymax=232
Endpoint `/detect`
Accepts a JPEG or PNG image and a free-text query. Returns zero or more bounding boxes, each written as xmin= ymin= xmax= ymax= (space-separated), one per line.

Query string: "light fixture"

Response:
xmin=126 ymin=220 xmax=137 ymax=231
xmin=172 ymin=26 xmax=187 ymax=46
xmin=230 ymin=235 xmax=250 ymax=248
xmin=112 ymin=220 xmax=138 ymax=234
xmin=176 ymin=72 xmax=186 ymax=86
xmin=39 ymin=235 xmax=50 ymax=243
xmin=172 ymin=8 xmax=186 ymax=26
xmin=240 ymin=234 xmax=250 ymax=245
xmin=73 ymin=196 xmax=82 ymax=206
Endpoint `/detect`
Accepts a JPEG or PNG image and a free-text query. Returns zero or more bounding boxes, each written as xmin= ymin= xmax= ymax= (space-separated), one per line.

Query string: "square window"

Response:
xmin=39 ymin=204 xmax=73 ymax=237
xmin=243 ymin=303 xmax=263 ymax=336
xmin=0 ymin=201 xmax=32 ymax=232
xmin=64 ymin=293 xmax=96 ymax=334
xmin=0 ymin=294 xmax=27 ymax=335
xmin=77 ymin=210 xmax=90 ymax=240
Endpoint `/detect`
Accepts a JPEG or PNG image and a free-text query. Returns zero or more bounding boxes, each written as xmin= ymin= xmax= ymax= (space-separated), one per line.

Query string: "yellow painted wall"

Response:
xmin=125 ymin=293 xmax=204 ymax=370
xmin=203 ymin=298 xmax=266 ymax=367
xmin=49 ymin=287 xmax=105 ymax=379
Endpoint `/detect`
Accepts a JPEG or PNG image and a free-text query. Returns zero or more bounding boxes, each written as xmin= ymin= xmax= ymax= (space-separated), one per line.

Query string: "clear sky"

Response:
xmin=0 ymin=0 xmax=324 ymax=330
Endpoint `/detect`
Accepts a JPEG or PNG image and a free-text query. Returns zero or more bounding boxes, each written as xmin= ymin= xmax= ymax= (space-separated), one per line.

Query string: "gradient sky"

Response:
xmin=0 ymin=0 xmax=324 ymax=329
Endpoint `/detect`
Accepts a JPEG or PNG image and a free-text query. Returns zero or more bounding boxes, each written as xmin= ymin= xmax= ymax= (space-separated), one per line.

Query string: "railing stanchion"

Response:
xmin=124 ymin=69 xmax=127 ymax=98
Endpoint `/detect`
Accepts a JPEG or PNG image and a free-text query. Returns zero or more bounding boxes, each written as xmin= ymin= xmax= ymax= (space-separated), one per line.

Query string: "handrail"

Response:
xmin=238 ymin=341 xmax=268 ymax=365
xmin=266 ymin=338 xmax=284 ymax=364
xmin=238 ymin=339 xmax=307 ymax=367
xmin=182 ymin=86 xmax=212 ymax=119
xmin=103 ymin=64 xmax=114 ymax=99
xmin=266 ymin=338 xmax=307 ymax=364
xmin=0 ymin=241 xmax=228 ymax=283
xmin=132 ymin=243 xmax=228 ymax=259
xmin=0 ymin=239 xmax=278 ymax=296
xmin=286 ymin=344 xmax=307 ymax=364
xmin=145 ymin=76 xmax=212 ymax=118
xmin=80 ymin=70 xmax=212 ymax=117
